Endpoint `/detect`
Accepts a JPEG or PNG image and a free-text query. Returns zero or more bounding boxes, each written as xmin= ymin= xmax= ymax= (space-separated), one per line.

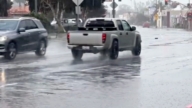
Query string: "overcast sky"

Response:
xmin=105 ymin=0 xmax=190 ymax=4
xmin=104 ymin=0 xmax=191 ymax=6
xmin=104 ymin=0 xmax=190 ymax=10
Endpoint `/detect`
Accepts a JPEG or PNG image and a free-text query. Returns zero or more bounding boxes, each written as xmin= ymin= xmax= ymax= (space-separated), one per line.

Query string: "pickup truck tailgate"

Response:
xmin=69 ymin=32 xmax=104 ymax=45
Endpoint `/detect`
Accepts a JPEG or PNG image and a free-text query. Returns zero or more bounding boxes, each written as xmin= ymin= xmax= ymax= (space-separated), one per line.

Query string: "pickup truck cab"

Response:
xmin=67 ymin=18 xmax=142 ymax=60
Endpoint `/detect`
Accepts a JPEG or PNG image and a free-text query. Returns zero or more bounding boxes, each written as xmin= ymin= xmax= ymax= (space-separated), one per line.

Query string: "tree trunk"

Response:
xmin=19 ymin=2 xmax=21 ymax=7
xmin=43 ymin=1 xmax=66 ymax=33
xmin=0 ymin=0 xmax=8 ymax=16
xmin=82 ymin=7 xmax=88 ymax=23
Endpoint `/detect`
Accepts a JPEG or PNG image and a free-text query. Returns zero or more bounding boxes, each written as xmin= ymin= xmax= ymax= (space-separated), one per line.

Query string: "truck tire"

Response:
xmin=108 ymin=40 xmax=119 ymax=60
xmin=4 ymin=42 xmax=17 ymax=60
xmin=71 ymin=49 xmax=83 ymax=60
xmin=132 ymin=38 xmax=141 ymax=56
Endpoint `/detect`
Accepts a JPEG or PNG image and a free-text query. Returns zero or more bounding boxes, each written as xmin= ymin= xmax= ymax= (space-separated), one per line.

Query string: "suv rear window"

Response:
xmin=86 ymin=20 xmax=115 ymax=27
xmin=34 ymin=20 xmax=45 ymax=28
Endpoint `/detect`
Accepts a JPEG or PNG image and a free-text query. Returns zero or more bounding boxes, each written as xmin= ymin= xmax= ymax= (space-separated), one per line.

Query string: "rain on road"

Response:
xmin=1 ymin=27 xmax=192 ymax=108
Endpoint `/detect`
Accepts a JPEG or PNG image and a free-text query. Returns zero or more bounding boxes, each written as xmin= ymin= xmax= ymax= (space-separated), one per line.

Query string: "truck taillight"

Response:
xmin=102 ymin=33 xmax=106 ymax=43
xmin=67 ymin=33 xmax=70 ymax=43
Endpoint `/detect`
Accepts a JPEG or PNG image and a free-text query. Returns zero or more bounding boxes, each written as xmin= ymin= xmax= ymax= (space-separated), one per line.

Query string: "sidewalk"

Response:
xmin=48 ymin=33 xmax=66 ymax=39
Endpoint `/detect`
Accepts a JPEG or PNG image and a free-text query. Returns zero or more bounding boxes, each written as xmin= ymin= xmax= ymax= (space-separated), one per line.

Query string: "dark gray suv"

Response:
xmin=0 ymin=17 xmax=48 ymax=60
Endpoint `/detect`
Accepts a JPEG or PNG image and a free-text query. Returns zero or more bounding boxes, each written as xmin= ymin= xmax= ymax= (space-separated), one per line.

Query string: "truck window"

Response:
xmin=86 ymin=20 xmax=115 ymax=27
xmin=121 ymin=20 xmax=131 ymax=31
xmin=116 ymin=20 xmax=123 ymax=30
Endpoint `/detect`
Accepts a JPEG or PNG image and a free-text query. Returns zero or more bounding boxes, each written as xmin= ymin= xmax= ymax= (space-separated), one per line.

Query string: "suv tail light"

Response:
xmin=67 ymin=33 xmax=70 ymax=43
xmin=102 ymin=33 xmax=106 ymax=43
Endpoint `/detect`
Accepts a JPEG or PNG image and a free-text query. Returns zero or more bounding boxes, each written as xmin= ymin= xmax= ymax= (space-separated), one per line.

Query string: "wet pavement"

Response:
xmin=1 ymin=27 xmax=192 ymax=108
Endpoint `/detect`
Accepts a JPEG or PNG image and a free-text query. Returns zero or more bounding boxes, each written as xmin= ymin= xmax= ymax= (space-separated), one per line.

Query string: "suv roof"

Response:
xmin=0 ymin=16 xmax=38 ymax=20
xmin=87 ymin=18 xmax=123 ymax=21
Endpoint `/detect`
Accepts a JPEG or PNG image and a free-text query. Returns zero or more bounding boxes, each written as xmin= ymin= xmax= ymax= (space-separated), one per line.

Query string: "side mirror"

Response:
xmin=18 ymin=28 xmax=25 ymax=33
xmin=131 ymin=26 xmax=136 ymax=31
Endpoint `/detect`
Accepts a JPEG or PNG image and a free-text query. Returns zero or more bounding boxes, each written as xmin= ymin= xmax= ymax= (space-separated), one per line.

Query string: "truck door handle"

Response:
xmin=83 ymin=33 xmax=88 ymax=36
xmin=120 ymin=33 xmax=122 ymax=35
xmin=126 ymin=32 xmax=128 ymax=35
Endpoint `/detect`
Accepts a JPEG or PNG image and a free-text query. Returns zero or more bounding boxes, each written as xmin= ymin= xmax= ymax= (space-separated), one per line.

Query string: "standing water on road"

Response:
xmin=1 ymin=26 xmax=192 ymax=108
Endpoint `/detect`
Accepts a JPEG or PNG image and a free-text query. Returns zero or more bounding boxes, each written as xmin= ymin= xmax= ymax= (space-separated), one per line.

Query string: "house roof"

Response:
xmin=8 ymin=6 xmax=30 ymax=15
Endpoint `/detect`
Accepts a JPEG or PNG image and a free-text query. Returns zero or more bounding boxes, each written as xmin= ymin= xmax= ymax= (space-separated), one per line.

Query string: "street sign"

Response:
xmin=75 ymin=6 xmax=82 ymax=14
xmin=72 ymin=0 xmax=84 ymax=6
xmin=110 ymin=2 xmax=118 ymax=9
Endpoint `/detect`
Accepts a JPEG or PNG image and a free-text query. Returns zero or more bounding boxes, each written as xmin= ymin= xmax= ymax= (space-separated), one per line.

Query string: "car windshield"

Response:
xmin=0 ymin=20 xmax=19 ymax=31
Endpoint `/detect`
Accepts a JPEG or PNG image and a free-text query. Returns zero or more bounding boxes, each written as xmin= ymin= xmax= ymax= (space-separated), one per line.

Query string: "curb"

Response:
xmin=48 ymin=36 xmax=66 ymax=39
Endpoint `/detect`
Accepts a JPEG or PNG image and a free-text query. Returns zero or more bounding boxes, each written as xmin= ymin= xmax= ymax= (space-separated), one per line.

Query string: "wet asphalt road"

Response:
xmin=1 ymin=27 xmax=192 ymax=108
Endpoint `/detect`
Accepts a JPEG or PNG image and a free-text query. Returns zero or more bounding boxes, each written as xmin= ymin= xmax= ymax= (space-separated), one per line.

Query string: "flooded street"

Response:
xmin=1 ymin=27 xmax=192 ymax=108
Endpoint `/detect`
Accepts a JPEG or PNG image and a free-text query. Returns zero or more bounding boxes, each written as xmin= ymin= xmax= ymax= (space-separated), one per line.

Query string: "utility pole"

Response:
xmin=112 ymin=0 xmax=115 ymax=18
xmin=76 ymin=0 xmax=79 ymax=26
xmin=73 ymin=0 xmax=83 ymax=27
xmin=110 ymin=0 xmax=120 ymax=18
xmin=35 ymin=0 xmax=37 ymax=14
xmin=156 ymin=0 xmax=158 ymax=28
xmin=188 ymin=0 xmax=191 ymax=30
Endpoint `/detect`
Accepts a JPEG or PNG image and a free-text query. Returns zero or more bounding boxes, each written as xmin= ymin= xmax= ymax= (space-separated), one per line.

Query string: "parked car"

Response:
xmin=0 ymin=17 xmax=48 ymax=60
xmin=143 ymin=21 xmax=150 ymax=28
xmin=67 ymin=18 xmax=142 ymax=60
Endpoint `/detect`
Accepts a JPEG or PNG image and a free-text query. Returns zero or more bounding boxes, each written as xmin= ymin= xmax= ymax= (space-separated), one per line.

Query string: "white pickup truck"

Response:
xmin=67 ymin=18 xmax=142 ymax=60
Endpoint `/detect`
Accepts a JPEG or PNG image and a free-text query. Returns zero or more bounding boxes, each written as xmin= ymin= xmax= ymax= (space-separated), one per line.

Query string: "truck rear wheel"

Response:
xmin=132 ymin=38 xmax=141 ymax=56
xmin=71 ymin=49 xmax=83 ymax=60
xmin=108 ymin=40 xmax=119 ymax=60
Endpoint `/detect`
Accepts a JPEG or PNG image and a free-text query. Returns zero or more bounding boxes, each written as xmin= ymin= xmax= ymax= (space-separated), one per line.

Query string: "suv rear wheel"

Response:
xmin=4 ymin=42 xmax=17 ymax=60
xmin=35 ymin=40 xmax=46 ymax=56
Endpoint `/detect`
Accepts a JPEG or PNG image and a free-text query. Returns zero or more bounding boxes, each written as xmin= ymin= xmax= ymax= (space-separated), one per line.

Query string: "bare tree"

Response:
xmin=14 ymin=0 xmax=26 ymax=7
xmin=117 ymin=4 xmax=132 ymax=16
xmin=87 ymin=5 xmax=107 ymax=18
xmin=40 ymin=0 xmax=66 ymax=32
xmin=0 ymin=0 xmax=12 ymax=16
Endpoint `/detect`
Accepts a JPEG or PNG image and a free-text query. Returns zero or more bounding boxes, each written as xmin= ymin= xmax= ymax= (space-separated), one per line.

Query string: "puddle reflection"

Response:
xmin=0 ymin=68 xmax=6 ymax=85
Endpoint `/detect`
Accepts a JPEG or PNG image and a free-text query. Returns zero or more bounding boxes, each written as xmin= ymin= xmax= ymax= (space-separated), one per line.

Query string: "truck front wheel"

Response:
xmin=71 ymin=49 xmax=83 ymax=60
xmin=132 ymin=38 xmax=141 ymax=56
